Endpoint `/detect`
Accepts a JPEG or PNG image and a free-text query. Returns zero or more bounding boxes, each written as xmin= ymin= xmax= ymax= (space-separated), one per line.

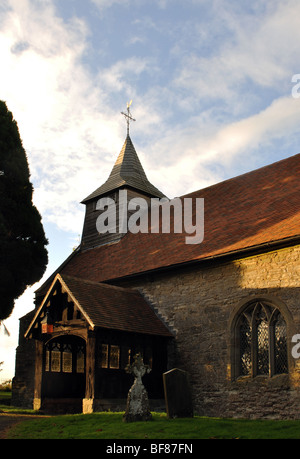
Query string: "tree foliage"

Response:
xmin=0 ymin=101 xmax=48 ymax=320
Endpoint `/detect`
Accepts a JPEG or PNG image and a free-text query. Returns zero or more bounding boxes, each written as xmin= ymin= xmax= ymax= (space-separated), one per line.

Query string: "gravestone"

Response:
xmin=163 ymin=368 xmax=193 ymax=418
xmin=123 ymin=353 xmax=152 ymax=422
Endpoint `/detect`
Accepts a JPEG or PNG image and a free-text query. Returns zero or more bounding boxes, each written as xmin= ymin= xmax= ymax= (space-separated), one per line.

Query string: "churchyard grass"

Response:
xmin=2 ymin=392 xmax=300 ymax=439
xmin=6 ymin=411 xmax=300 ymax=439
xmin=0 ymin=390 xmax=11 ymax=404
xmin=0 ymin=391 xmax=38 ymax=414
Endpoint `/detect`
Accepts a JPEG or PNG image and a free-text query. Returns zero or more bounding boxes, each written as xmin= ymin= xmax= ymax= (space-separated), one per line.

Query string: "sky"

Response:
xmin=1 ymin=0 xmax=300 ymax=382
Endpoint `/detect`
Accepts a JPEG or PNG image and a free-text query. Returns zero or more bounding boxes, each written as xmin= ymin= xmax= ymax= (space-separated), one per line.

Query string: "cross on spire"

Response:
xmin=121 ymin=100 xmax=136 ymax=136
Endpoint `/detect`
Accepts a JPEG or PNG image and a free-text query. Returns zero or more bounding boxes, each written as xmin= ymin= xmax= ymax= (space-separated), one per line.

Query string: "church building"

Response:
xmin=12 ymin=110 xmax=300 ymax=419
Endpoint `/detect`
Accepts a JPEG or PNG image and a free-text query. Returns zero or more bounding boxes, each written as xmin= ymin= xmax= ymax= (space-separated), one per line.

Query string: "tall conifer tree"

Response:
xmin=0 ymin=101 xmax=48 ymax=320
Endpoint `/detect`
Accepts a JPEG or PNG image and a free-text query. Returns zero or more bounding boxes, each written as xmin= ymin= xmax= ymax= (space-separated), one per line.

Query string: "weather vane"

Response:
xmin=121 ymin=100 xmax=136 ymax=136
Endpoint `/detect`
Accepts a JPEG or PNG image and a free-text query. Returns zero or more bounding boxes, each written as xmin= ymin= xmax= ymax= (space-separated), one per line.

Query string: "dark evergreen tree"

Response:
xmin=0 ymin=101 xmax=48 ymax=320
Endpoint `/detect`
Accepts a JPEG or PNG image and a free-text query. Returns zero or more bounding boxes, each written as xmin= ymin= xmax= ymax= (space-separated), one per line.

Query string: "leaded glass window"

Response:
xmin=51 ymin=344 xmax=61 ymax=372
xmin=62 ymin=344 xmax=73 ymax=373
xmin=236 ymin=301 xmax=288 ymax=378
xmin=274 ymin=314 xmax=288 ymax=374
xmin=44 ymin=338 xmax=85 ymax=374
xmin=101 ymin=344 xmax=109 ymax=368
xmin=110 ymin=345 xmax=120 ymax=369
xmin=240 ymin=315 xmax=251 ymax=376
xmin=256 ymin=309 xmax=269 ymax=375
xmin=100 ymin=344 xmax=120 ymax=369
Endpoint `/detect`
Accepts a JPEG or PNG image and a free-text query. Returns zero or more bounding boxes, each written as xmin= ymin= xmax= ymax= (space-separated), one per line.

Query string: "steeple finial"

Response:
xmin=121 ymin=100 xmax=136 ymax=136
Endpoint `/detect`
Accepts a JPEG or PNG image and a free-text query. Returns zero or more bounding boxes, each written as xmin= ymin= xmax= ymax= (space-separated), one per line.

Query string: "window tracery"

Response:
xmin=236 ymin=301 xmax=288 ymax=378
xmin=44 ymin=338 xmax=85 ymax=374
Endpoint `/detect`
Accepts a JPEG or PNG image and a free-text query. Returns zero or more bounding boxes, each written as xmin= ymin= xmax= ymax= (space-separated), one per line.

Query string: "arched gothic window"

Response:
xmin=234 ymin=301 xmax=288 ymax=378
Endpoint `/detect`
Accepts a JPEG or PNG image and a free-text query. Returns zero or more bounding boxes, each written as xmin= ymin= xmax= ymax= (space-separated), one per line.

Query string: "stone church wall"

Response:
xmin=122 ymin=244 xmax=300 ymax=419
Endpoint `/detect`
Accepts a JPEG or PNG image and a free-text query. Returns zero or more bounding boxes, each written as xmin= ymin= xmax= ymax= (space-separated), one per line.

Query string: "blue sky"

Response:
xmin=1 ymin=0 xmax=300 ymax=381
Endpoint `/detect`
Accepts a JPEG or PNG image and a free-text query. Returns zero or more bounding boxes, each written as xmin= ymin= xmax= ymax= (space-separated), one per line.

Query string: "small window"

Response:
xmin=62 ymin=344 xmax=72 ymax=373
xmin=100 ymin=344 xmax=120 ymax=369
xmin=110 ymin=345 xmax=120 ymax=369
xmin=51 ymin=344 xmax=61 ymax=372
xmin=101 ymin=344 xmax=109 ymax=368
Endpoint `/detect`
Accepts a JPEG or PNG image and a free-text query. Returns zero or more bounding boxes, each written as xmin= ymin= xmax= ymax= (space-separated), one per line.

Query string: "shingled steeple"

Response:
xmin=80 ymin=134 xmax=166 ymax=250
xmin=82 ymin=135 xmax=165 ymax=203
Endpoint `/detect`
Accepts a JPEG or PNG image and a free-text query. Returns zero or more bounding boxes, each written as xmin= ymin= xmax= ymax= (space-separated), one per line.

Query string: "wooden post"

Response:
xmin=33 ymin=340 xmax=43 ymax=410
xmin=83 ymin=331 xmax=96 ymax=413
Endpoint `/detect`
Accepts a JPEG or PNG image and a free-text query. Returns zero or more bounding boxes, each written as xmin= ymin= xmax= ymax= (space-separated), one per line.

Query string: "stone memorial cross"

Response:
xmin=123 ymin=353 xmax=152 ymax=422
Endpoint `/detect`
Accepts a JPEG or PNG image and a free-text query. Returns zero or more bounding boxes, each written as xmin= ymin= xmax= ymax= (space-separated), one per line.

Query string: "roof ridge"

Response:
xmin=60 ymin=273 xmax=138 ymax=294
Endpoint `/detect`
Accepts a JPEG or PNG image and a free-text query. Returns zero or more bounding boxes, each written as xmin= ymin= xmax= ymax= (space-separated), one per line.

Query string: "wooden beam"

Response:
xmin=85 ymin=332 xmax=96 ymax=399
xmin=33 ymin=340 xmax=43 ymax=410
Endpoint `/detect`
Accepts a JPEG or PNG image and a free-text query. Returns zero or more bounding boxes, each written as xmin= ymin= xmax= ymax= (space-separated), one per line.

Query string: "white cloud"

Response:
xmin=173 ymin=0 xmax=300 ymax=110
xmin=199 ymin=96 xmax=300 ymax=164
xmin=97 ymin=57 xmax=155 ymax=93
xmin=91 ymin=0 xmax=129 ymax=10
xmin=142 ymin=94 xmax=300 ymax=198
xmin=91 ymin=0 xmax=167 ymax=12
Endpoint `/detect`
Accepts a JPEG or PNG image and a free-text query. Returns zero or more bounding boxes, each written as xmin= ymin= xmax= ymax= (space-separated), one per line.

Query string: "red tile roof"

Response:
xmin=28 ymin=274 xmax=173 ymax=337
xmin=60 ymin=153 xmax=300 ymax=283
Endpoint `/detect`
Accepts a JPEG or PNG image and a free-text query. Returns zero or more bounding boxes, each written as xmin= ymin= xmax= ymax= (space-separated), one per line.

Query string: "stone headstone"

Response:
xmin=123 ymin=353 xmax=152 ymax=422
xmin=163 ymin=368 xmax=193 ymax=418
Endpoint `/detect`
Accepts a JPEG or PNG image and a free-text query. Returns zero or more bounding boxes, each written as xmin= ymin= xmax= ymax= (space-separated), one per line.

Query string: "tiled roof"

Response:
xmin=82 ymin=135 xmax=165 ymax=202
xmin=61 ymin=153 xmax=300 ymax=283
xmin=28 ymin=274 xmax=173 ymax=337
